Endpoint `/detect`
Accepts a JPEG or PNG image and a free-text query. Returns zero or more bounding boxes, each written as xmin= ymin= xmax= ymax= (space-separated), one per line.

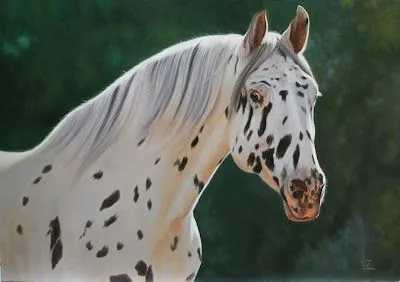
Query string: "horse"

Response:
xmin=0 ymin=6 xmax=326 ymax=281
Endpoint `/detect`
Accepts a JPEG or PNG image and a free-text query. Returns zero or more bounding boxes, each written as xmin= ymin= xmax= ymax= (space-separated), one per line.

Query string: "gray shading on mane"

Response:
xmin=36 ymin=35 xmax=240 ymax=173
xmin=34 ymin=32 xmax=300 ymax=176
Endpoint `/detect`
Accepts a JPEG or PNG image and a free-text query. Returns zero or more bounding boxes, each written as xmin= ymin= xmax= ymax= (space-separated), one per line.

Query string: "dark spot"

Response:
xmin=297 ymin=91 xmax=304 ymax=97
xmin=276 ymin=135 xmax=292 ymax=159
xmin=135 ymin=260 xmax=148 ymax=276
xmin=22 ymin=196 xmax=29 ymax=206
xmin=145 ymin=265 xmax=154 ymax=282
xmin=234 ymin=56 xmax=239 ymax=74
xmin=258 ymin=103 xmax=272 ymax=137
xmin=42 ymin=164 xmax=52 ymax=173
xmin=246 ymin=130 xmax=253 ymax=141
xmin=224 ymin=106 xmax=229 ymax=117
xmin=191 ymin=136 xmax=199 ymax=148
xmin=279 ymin=90 xmax=288 ymax=101
xmin=282 ymin=116 xmax=288 ymax=125
xmin=146 ymin=177 xmax=152 ymax=190
xmin=255 ymin=144 xmax=259 ymax=150
xmin=306 ymin=130 xmax=312 ymax=141
xmin=312 ymin=154 xmax=315 ymax=164
xmin=238 ymin=146 xmax=243 ymax=154
xmin=301 ymin=76 xmax=307 ymax=80
xmin=137 ymin=138 xmax=145 ymax=146
xmin=177 ymin=157 xmax=188 ymax=172
xmin=48 ymin=216 xmax=63 ymax=269
xmin=301 ymin=106 xmax=307 ymax=113
xmin=266 ymin=135 xmax=274 ymax=146
xmin=133 ymin=186 xmax=139 ymax=203
xmin=154 ymin=158 xmax=161 ymax=165
xmin=194 ymin=175 xmax=205 ymax=193
xmin=273 ymin=176 xmax=280 ymax=187
xmin=16 ymin=224 xmax=23 ymax=235
xmin=299 ymin=132 xmax=303 ymax=140
xmin=188 ymin=251 xmax=192 ymax=257
xmin=109 ymin=274 xmax=132 ymax=282
xmin=262 ymin=148 xmax=275 ymax=171
xmin=247 ymin=153 xmax=255 ymax=167
xmin=117 ymin=242 xmax=124 ymax=250
xmin=33 ymin=176 xmax=42 ymax=184
xmin=147 ymin=199 xmax=152 ymax=210
xmin=185 ymin=272 xmax=196 ymax=281
xmin=104 ymin=215 xmax=117 ymax=228
xmin=281 ymin=167 xmax=288 ymax=180
xmin=100 ymin=190 xmax=120 ymax=211
xmin=170 ymin=236 xmax=179 ymax=251
xmin=79 ymin=220 xmax=92 ymax=239
xmin=197 ymin=247 xmax=202 ymax=261
xmin=260 ymin=80 xmax=271 ymax=87
xmin=243 ymin=106 xmax=253 ymax=134
xmin=96 ymin=246 xmax=109 ymax=258
xmin=199 ymin=125 xmax=204 ymax=133
xmin=86 ymin=241 xmax=93 ymax=251
xmin=137 ymin=230 xmax=143 ymax=240
xmin=295 ymin=82 xmax=301 ymax=88
xmin=237 ymin=94 xmax=247 ymax=114
xmin=93 ymin=170 xmax=103 ymax=179
xmin=253 ymin=156 xmax=262 ymax=174
xmin=308 ymin=203 xmax=313 ymax=209
xmin=293 ymin=190 xmax=304 ymax=200
xmin=293 ymin=144 xmax=300 ymax=170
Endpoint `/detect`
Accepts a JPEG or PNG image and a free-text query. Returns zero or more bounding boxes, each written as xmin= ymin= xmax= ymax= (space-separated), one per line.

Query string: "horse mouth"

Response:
xmin=282 ymin=201 xmax=316 ymax=222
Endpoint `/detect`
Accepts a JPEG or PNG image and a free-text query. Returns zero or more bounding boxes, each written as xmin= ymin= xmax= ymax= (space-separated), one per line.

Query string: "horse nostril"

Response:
xmin=290 ymin=179 xmax=308 ymax=200
xmin=293 ymin=190 xmax=304 ymax=199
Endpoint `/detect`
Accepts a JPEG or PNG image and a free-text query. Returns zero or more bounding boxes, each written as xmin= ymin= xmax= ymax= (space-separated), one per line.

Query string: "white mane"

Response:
xmin=34 ymin=33 xmax=282 ymax=174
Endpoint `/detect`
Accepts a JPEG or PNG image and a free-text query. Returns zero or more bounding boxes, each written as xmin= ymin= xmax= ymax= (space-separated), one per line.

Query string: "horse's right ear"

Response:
xmin=238 ymin=10 xmax=268 ymax=57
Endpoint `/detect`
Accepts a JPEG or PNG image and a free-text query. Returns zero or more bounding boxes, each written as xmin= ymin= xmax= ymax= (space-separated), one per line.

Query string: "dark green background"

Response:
xmin=1 ymin=0 xmax=399 ymax=280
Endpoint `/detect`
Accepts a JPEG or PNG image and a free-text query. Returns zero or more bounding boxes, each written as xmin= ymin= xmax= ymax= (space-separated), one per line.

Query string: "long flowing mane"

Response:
xmin=33 ymin=33 xmax=283 ymax=174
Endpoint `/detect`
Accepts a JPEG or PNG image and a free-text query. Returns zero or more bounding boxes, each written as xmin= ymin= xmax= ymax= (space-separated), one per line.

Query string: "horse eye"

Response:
xmin=249 ymin=91 xmax=263 ymax=104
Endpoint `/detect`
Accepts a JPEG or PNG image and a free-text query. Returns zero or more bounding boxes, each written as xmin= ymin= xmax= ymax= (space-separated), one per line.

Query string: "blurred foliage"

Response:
xmin=1 ymin=0 xmax=399 ymax=280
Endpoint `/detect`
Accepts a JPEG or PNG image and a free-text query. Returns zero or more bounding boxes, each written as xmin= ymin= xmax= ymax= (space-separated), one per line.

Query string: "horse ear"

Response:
xmin=239 ymin=10 xmax=268 ymax=57
xmin=281 ymin=5 xmax=310 ymax=54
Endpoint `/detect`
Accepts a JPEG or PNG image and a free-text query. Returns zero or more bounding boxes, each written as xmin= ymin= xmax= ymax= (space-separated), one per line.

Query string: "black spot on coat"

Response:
xmin=133 ymin=186 xmax=139 ymax=203
xmin=93 ymin=171 xmax=103 ymax=180
xmin=147 ymin=199 xmax=152 ymax=210
xmin=100 ymin=190 xmax=120 ymax=211
xmin=137 ymin=138 xmax=145 ymax=146
xmin=22 ymin=196 xmax=29 ymax=206
xmin=293 ymin=144 xmax=300 ymax=169
xmin=247 ymin=153 xmax=255 ymax=167
xmin=109 ymin=274 xmax=132 ymax=282
xmin=279 ymin=90 xmax=288 ymax=101
xmin=104 ymin=215 xmax=117 ymax=228
xmin=194 ymin=174 xmax=205 ymax=193
xmin=243 ymin=106 xmax=253 ymax=134
xmin=42 ymin=164 xmax=52 ymax=173
xmin=146 ymin=178 xmax=152 ymax=190
xmin=276 ymin=135 xmax=292 ymax=159
xmin=117 ymin=242 xmax=124 ymax=250
xmin=170 ymin=236 xmax=179 ymax=251
xmin=137 ymin=230 xmax=143 ymax=240
xmin=135 ymin=260 xmax=148 ymax=276
xmin=253 ymin=156 xmax=262 ymax=174
xmin=145 ymin=265 xmax=154 ymax=282
xmin=33 ymin=176 xmax=42 ymax=184
xmin=86 ymin=241 xmax=93 ymax=251
xmin=48 ymin=216 xmax=63 ymax=269
xmin=262 ymin=148 xmax=275 ymax=171
xmin=16 ymin=224 xmax=23 ymax=235
xmin=258 ymin=103 xmax=272 ymax=137
xmin=191 ymin=136 xmax=199 ymax=148
xmin=96 ymin=246 xmax=109 ymax=258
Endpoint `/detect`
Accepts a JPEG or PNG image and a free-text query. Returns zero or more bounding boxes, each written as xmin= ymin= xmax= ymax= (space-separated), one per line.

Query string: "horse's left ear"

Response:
xmin=281 ymin=5 xmax=310 ymax=54
xmin=239 ymin=10 xmax=268 ymax=57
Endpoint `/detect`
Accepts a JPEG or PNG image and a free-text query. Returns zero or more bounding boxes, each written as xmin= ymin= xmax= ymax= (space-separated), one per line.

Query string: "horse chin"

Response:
xmin=283 ymin=202 xmax=315 ymax=222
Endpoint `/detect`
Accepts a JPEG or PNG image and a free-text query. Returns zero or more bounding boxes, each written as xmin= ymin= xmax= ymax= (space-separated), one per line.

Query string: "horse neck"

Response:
xmin=159 ymin=94 xmax=231 ymax=223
